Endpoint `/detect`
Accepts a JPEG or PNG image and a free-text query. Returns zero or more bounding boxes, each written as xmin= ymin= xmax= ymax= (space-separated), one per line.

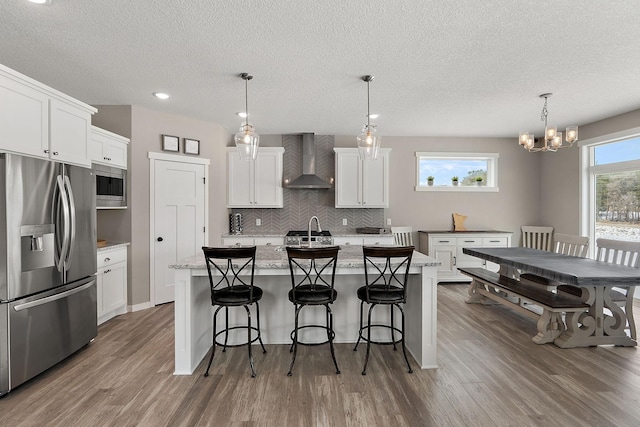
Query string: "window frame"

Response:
xmin=579 ymin=127 xmax=640 ymax=257
xmin=415 ymin=151 xmax=499 ymax=192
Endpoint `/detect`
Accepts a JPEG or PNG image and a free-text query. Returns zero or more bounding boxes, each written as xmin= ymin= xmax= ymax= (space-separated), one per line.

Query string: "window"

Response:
xmin=415 ymin=152 xmax=499 ymax=192
xmin=581 ymin=133 xmax=640 ymax=250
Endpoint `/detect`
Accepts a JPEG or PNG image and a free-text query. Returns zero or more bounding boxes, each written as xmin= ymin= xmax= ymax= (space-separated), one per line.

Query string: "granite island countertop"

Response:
xmin=171 ymin=244 xmax=438 ymax=270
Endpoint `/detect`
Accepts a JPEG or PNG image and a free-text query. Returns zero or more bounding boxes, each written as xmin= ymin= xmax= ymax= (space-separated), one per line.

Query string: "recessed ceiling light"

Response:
xmin=236 ymin=112 xmax=248 ymax=118
xmin=153 ymin=92 xmax=171 ymax=100
xmin=28 ymin=0 xmax=51 ymax=4
xmin=368 ymin=113 xmax=380 ymax=119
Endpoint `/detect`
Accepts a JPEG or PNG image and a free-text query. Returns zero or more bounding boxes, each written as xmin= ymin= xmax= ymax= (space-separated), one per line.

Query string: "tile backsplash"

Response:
xmin=232 ymin=134 xmax=384 ymax=234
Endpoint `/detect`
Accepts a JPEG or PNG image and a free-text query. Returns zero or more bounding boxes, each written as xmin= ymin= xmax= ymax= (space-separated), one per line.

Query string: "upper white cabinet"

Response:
xmin=90 ymin=125 xmax=129 ymax=169
xmin=333 ymin=148 xmax=390 ymax=208
xmin=0 ymin=64 xmax=96 ymax=167
xmin=227 ymin=147 xmax=284 ymax=208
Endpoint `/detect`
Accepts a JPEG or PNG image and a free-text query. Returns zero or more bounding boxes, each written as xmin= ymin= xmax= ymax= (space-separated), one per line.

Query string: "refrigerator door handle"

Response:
xmin=52 ymin=174 xmax=70 ymax=272
xmin=13 ymin=280 xmax=95 ymax=311
xmin=63 ymin=175 xmax=76 ymax=270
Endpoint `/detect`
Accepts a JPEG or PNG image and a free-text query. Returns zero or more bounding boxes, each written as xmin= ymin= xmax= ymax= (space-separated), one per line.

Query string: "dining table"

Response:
xmin=462 ymin=247 xmax=640 ymax=348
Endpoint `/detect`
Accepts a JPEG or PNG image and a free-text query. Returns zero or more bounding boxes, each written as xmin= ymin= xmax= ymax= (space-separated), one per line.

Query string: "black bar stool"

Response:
xmin=285 ymin=246 xmax=341 ymax=376
xmin=202 ymin=246 xmax=266 ymax=377
xmin=353 ymin=245 xmax=414 ymax=375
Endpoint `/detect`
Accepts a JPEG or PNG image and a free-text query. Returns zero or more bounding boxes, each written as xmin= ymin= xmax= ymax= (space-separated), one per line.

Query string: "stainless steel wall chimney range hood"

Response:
xmin=286 ymin=133 xmax=331 ymax=189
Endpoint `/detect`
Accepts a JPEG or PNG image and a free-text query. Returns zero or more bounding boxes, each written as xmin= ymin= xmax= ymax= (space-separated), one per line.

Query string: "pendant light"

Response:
xmin=234 ymin=73 xmax=260 ymax=160
xmin=518 ymin=93 xmax=578 ymax=152
xmin=356 ymin=75 xmax=381 ymax=160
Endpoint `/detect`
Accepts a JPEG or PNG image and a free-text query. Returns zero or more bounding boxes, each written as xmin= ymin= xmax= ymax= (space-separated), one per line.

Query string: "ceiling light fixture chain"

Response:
xmin=234 ymin=72 xmax=260 ymax=160
xmin=357 ymin=75 xmax=381 ymax=160
xmin=518 ymin=93 xmax=578 ymax=153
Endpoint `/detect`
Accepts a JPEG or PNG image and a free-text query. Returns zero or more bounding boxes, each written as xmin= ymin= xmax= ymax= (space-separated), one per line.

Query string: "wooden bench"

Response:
xmin=458 ymin=267 xmax=589 ymax=345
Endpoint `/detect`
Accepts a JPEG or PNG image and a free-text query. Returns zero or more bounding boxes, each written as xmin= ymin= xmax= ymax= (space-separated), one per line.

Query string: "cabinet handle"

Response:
xmin=104 ymin=257 xmax=111 ymax=262
xmin=104 ymin=269 xmax=111 ymax=274
xmin=157 ymin=237 xmax=163 ymax=242
xmin=489 ymin=240 xmax=500 ymax=243
xmin=464 ymin=240 xmax=475 ymax=243
xmin=53 ymin=152 xmax=59 ymax=156
xmin=438 ymin=240 xmax=451 ymax=243
xmin=266 ymin=243 xmax=272 ymax=246
xmin=44 ymin=149 xmax=49 ymax=154
xmin=453 ymin=256 xmax=457 ymax=266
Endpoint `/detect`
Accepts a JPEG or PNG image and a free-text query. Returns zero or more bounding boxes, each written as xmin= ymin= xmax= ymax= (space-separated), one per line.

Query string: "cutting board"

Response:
xmin=97 ymin=239 xmax=107 ymax=248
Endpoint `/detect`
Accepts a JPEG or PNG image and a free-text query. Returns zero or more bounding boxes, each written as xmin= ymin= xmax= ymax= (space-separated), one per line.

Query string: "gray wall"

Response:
xmin=93 ymin=104 xmax=640 ymax=308
xmin=93 ymin=105 xmax=230 ymax=306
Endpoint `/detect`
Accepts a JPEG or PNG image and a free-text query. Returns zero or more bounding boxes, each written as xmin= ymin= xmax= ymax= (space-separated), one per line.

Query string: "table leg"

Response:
xmin=554 ymin=286 xmax=636 ymax=348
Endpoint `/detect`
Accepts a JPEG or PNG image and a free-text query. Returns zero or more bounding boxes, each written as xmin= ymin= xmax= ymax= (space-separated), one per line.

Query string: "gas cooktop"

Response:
xmin=285 ymin=230 xmax=333 ymax=245
xmin=286 ymin=230 xmax=332 ymax=237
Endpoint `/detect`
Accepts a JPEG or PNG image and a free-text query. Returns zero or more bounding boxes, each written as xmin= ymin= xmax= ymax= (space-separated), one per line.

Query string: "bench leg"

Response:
xmin=532 ymin=311 xmax=565 ymax=344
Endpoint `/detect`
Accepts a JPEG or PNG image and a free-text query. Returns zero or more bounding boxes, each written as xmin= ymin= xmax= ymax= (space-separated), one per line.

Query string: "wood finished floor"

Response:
xmin=2 ymin=284 xmax=640 ymax=426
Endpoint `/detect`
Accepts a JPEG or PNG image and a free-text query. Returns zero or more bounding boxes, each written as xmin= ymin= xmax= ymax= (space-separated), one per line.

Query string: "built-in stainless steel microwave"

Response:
xmin=94 ymin=164 xmax=126 ymax=208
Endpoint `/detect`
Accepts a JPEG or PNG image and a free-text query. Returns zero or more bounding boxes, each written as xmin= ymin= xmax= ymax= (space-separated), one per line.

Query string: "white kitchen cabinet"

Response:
xmin=419 ymin=231 xmax=512 ymax=282
xmin=333 ymin=148 xmax=390 ymax=208
xmin=89 ymin=126 xmax=129 ymax=169
xmin=222 ymin=236 xmax=283 ymax=246
xmin=333 ymin=235 xmax=395 ymax=246
xmin=0 ymin=63 xmax=96 ymax=167
xmin=97 ymin=246 xmax=128 ymax=325
xmin=227 ymin=147 xmax=284 ymax=208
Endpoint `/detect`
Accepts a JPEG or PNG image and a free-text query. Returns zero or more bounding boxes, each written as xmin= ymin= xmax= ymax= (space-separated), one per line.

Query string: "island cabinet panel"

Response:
xmin=333 ymin=235 xmax=395 ymax=246
xmin=0 ymin=63 xmax=96 ymax=167
xmin=227 ymin=147 xmax=284 ymax=208
xmin=89 ymin=125 xmax=129 ymax=169
xmin=419 ymin=231 xmax=512 ymax=282
xmin=334 ymin=148 xmax=390 ymax=208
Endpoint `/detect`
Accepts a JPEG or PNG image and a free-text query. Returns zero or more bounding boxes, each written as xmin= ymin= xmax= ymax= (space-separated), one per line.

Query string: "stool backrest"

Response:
xmin=202 ymin=246 xmax=257 ymax=302
xmin=391 ymin=226 xmax=413 ymax=246
xmin=362 ymin=246 xmax=414 ymax=302
xmin=521 ymin=226 xmax=554 ymax=251
xmin=286 ymin=246 xmax=340 ymax=296
xmin=595 ymin=238 xmax=640 ymax=268
xmin=553 ymin=233 xmax=589 ymax=257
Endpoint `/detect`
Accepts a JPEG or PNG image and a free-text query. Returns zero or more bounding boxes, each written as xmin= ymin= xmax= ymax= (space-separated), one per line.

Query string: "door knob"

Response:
xmin=157 ymin=237 xmax=163 ymax=242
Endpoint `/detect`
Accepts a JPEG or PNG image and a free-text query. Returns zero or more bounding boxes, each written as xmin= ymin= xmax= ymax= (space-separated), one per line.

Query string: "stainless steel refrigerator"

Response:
xmin=0 ymin=153 xmax=97 ymax=396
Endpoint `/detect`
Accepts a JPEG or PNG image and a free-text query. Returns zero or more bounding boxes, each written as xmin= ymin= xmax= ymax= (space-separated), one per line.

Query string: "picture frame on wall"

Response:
xmin=184 ymin=138 xmax=200 ymax=155
xmin=162 ymin=134 xmax=179 ymax=152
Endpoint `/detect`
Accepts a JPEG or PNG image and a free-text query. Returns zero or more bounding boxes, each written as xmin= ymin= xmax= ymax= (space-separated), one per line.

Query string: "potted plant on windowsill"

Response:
xmin=475 ymin=176 xmax=484 ymax=186
xmin=427 ymin=176 xmax=434 ymax=186
xmin=451 ymin=176 xmax=459 ymax=186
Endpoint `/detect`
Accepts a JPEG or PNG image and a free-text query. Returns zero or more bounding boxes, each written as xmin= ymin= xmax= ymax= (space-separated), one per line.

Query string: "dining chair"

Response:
xmin=201 ymin=246 xmax=267 ymax=378
xmin=285 ymin=246 xmax=341 ymax=376
xmin=558 ymin=238 xmax=640 ymax=340
xmin=520 ymin=233 xmax=590 ymax=290
xmin=354 ymin=245 xmax=415 ymax=375
xmin=521 ymin=226 xmax=554 ymax=251
xmin=391 ymin=226 xmax=413 ymax=246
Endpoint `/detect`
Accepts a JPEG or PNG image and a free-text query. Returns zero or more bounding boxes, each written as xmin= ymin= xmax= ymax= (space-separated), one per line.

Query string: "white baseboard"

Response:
xmin=128 ymin=301 xmax=154 ymax=312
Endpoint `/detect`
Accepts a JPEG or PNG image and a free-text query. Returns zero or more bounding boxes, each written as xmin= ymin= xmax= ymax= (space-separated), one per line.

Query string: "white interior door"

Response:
xmin=151 ymin=156 xmax=208 ymax=305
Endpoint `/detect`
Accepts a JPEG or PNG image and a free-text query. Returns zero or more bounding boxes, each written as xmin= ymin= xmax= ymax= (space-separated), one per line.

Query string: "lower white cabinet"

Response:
xmin=419 ymin=231 xmax=512 ymax=282
xmin=333 ymin=235 xmax=395 ymax=246
xmin=97 ymin=246 xmax=128 ymax=325
xmin=222 ymin=236 xmax=283 ymax=246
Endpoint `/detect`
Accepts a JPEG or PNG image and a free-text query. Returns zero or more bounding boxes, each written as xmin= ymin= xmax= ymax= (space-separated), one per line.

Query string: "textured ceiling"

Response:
xmin=2 ymin=1 xmax=640 ymax=137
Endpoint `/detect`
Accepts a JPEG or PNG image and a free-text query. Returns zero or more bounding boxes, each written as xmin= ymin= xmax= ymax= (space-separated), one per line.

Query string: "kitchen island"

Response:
xmin=171 ymin=245 xmax=440 ymax=375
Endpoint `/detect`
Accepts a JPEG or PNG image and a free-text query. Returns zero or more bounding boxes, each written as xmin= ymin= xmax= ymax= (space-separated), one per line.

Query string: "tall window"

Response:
xmin=582 ymin=135 xmax=640 ymax=248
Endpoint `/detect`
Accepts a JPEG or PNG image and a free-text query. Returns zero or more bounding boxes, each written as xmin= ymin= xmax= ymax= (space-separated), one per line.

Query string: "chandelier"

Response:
xmin=356 ymin=75 xmax=381 ymax=160
xmin=234 ymin=73 xmax=260 ymax=160
xmin=519 ymin=93 xmax=578 ymax=152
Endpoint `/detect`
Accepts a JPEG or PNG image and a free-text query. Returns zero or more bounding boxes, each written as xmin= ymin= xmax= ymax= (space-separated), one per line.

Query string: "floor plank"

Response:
xmin=1 ymin=284 xmax=640 ymax=426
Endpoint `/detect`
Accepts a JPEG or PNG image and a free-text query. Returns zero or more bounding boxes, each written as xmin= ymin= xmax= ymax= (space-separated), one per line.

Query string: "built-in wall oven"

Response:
xmin=94 ymin=164 xmax=126 ymax=208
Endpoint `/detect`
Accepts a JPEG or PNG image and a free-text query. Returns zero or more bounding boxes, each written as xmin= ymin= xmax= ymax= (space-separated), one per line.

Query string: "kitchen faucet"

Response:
xmin=308 ymin=216 xmax=321 ymax=246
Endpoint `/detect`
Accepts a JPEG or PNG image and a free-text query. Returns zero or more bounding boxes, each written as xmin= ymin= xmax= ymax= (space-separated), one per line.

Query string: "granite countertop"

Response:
xmin=171 ymin=244 xmax=439 ymax=270
xmin=418 ymin=230 xmax=512 ymax=234
xmin=222 ymin=232 xmax=391 ymax=238
xmin=97 ymin=241 xmax=130 ymax=252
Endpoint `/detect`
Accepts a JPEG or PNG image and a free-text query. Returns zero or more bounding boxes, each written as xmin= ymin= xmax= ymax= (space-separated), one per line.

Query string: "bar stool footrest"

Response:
xmin=290 ymin=324 xmax=335 ymax=346
xmin=215 ymin=325 xmax=263 ymax=348
xmin=357 ymin=323 xmax=404 ymax=346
